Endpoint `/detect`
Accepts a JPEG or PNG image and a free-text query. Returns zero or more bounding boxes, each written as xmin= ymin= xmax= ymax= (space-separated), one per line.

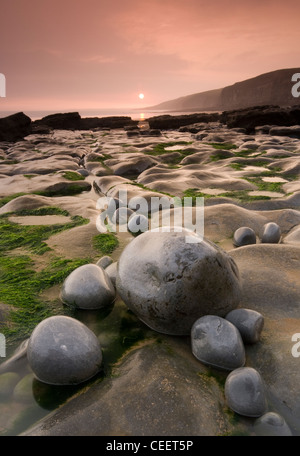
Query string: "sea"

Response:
xmin=0 ymin=108 xmax=213 ymax=122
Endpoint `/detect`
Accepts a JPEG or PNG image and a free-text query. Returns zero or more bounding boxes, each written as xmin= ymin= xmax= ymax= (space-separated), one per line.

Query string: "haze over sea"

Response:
xmin=0 ymin=108 xmax=217 ymax=122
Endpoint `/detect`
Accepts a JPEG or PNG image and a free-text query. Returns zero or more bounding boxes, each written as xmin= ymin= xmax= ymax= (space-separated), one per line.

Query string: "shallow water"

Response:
xmin=0 ymin=298 xmax=152 ymax=436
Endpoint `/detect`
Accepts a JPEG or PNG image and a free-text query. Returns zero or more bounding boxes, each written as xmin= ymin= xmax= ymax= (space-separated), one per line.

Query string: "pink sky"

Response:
xmin=0 ymin=0 xmax=299 ymax=113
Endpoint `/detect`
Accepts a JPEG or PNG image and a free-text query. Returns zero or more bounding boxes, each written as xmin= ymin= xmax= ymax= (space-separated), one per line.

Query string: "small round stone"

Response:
xmin=60 ymin=263 xmax=115 ymax=310
xmin=105 ymin=262 xmax=118 ymax=287
xmin=233 ymin=227 xmax=256 ymax=247
xmin=128 ymin=213 xmax=149 ymax=234
xmin=111 ymin=207 xmax=134 ymax=225
xmin=191 ymin=315 xmax=245 ymax=371
xmin=261 ymin=222 xmax=281 ymax=244
xmin=27 ymin=316 xmax=103 ymax=385
xmin=96 ymin=255 xmax=113 ymax=269
xmin=225 ymin=367 xmax=267 ymax=417
xmin=225 ymin=308 xmax=264 ymax=344
xmin=116 ymin=229 xmax=242 ymax=335
xmin=253 ymin=412 xmax=292 ymax=436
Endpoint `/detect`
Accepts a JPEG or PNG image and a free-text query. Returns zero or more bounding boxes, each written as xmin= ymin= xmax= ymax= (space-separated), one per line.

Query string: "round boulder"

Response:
xmin=233 ymin=227 xmax=256 ymax=247
xmin=60 ymin=264 xmax=115 ymax=310
xmin=105 ymin=262 xmax=118 ymax=287
xmin=191 ymin=315 xmax=245 ymax=370
xmin=27 ymin=316 xmax=103 ymax=385
xmin=225 ymin=308 xmax=264 ymax=344
xmin=96 ymin=255 xmax=113 ymax=269
xmin=261 ymin=222 xmax=281 ymax=244
xmin=116 ymin=229 xmax=242 ymax=335
xmin=225 ymin=367 xmax=267 ymax=417
xmin=253 ymin=412 xmax=292 ymax=436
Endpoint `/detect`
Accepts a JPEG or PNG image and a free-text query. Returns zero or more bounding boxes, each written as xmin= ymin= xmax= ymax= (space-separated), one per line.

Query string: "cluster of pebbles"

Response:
xmin=25 ymin=226 xmax=292 ymax=435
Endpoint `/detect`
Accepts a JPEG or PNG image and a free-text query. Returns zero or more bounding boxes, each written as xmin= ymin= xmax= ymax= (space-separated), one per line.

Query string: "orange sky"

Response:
xmin=0 ymin=0 xmax=299 ymax=113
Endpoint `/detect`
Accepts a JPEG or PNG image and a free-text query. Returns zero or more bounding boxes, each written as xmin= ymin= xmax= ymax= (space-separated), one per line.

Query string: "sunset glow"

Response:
xmin=0 ymin=0 xmax=299 ymax=112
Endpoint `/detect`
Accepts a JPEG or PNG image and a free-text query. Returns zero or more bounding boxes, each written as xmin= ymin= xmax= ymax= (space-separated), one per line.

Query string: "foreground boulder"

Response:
xmin=0 ymin=112 xmax=31 ymax=142
xmin=22 ymin=340 xmax=233 ymax=436
xmin=225 ymin=367 xmax=267 ymax=418
xmin=27 ymin=316 xmax=103 ymax=385
xmin=60 ymin=264 xmax=115 ymax=310
xmin=116 ymin=229 xmax=242 ymax=335
xmin=191 ymin=315 xmax=245 ymax=370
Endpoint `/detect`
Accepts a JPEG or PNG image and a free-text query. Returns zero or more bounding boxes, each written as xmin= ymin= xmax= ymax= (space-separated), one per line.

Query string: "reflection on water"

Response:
xmin=0 ymin=298 xmax=151 ymax=436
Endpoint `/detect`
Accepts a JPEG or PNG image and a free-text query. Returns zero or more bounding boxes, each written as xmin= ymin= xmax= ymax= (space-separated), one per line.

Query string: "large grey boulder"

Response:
xmin=116 ymin=229 xmax=242 ymax=335
xmin=60 ymin=264 xmax=115 ymax=310
xmin=191 ymin=315 xmax=245 ymax=370
xmin=27 ymin=316 xmax=103 ymax=385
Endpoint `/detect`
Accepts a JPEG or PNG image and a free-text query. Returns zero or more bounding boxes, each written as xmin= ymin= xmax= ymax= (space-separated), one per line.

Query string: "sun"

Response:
xmin=138 ymin=93 xmax=145 ymax=100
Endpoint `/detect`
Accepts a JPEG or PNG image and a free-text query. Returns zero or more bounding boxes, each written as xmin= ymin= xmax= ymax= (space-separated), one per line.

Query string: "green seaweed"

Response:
xmin=34 ymin=183 xmax=90 ymax=197
xmin=14 ymin=207 xmax=70 ymax=217
xmin=206 ymin=143 xmax=237 ymax=150
xmin=243 ymin=177 xmax=285 ymax=193
xmin=0 ymin=255 xmax=91 ymax=342
xmin=92 ymin=233 xmax=119 ymax=255
xmin=0 ymin=213 xmax=89 ymax=255
xmin=61 ymin=171 xmax=85 ymax=181
xmin=145 ymin=141 xmax=193 ymax=156
xmin=229 ymin=163 xmax=245 ymax=170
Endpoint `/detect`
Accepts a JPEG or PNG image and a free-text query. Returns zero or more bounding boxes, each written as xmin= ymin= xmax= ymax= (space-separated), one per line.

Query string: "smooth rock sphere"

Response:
xmin=226 ymin=308 xmax=264 ymax=344
xmin=116 ymin=229 xmax=242 ymax=335
xmin=261 ymin=222 xmax=281 ymax=244
xmin=191 ymin=315 xmax=245 ymax=370
xmin=233 ymin=227 xmax=256 ymax=247
xmin=27 ymin=316 xmax=103 ymax=385
xmin=225 ymin=367 xmax=267 ymax=418
xmin=253 ymin=412 xmax=292 ymax=436
xmin=60 ymin=264 xmax=115 ymax=310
